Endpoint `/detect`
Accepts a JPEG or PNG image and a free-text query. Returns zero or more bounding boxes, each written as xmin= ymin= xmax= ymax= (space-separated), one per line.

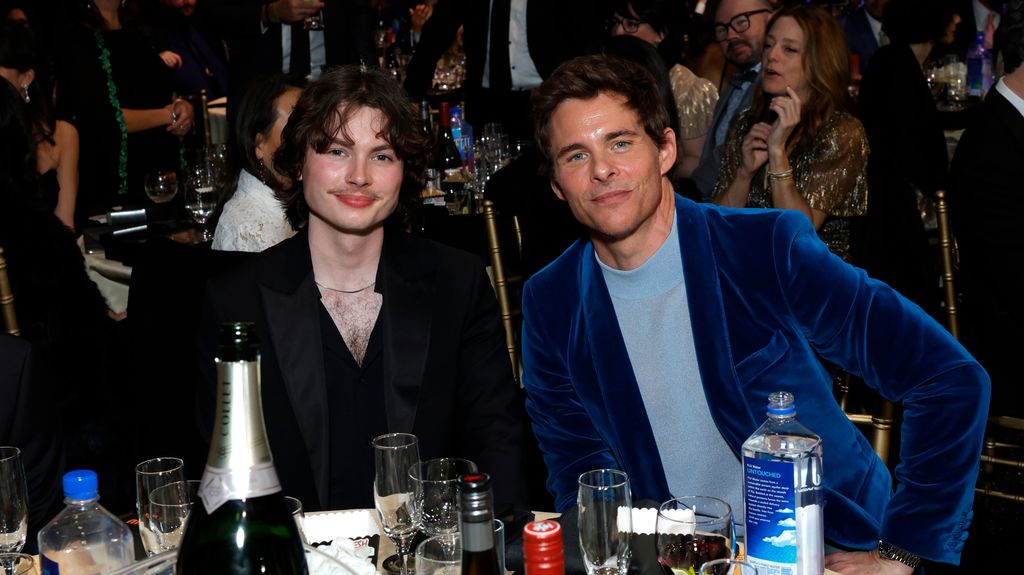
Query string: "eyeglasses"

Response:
xmin=713 ymin=9 xmax=772 ymax=42
xmin=606 ymin=16 xmax=644 ymax=34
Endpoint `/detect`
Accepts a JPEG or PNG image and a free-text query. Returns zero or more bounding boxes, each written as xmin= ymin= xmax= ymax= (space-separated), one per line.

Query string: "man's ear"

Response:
xmin=658 ymin=127 xmax=677 ymax=177
xmin=550 ymin=179 xmax=566 ymax=201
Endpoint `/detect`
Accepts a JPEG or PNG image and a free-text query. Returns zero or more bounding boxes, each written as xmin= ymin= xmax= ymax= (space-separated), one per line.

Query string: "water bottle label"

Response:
xmin=199 ymin=461 xmax=281 ymax=514
xmin=40 ymin=555 xmax=59 ymax=575
xmin=743 ymin=457 xmax=797 ymax=575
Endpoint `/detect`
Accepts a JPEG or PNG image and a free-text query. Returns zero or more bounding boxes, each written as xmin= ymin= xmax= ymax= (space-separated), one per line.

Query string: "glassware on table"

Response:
xmin=577 ymin=469 xmax=632 ymax=575
xmin=656 ymin=496 xmax=734 ymax=575
xmin=135 ymin=457 xmax=186 ymax=556
xmin=0 ymin=447 xmax=28 ymax=554
xmin=409 ymin=458 xmax=478 ymax=538
xmin=415 ymin=533 xmax=461 ymax=575
xmin=372 ymin=432 xmax=421 ymax=575
xmin=144 ymin=171 xmax=180 ymax=204
xmin=698 ymin=558 xmax=758 ymax=575
xmin=284 ymin=496 xmax=306 ymax=543
xmin=148 ymin=479 xmax=199 ymax=553
xmin=184 ymin=164 xmax=218 ymax=242
xmin=0 ymin=553 xmax=35 ymax=575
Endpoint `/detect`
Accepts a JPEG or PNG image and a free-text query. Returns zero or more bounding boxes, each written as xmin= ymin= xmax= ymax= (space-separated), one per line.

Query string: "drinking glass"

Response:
xmin=184 ymin=165 xmax=218 ymax=242
xmin=135 ymin=457 xmax=186 ymax=556
xmin=284 ymin=496 xmax=306 ymax=543
xmin=414 ymin=533 xmax=461 ymax=575
xmin=0 ymin=553 xmax=35 ymax=575
xmin=577 ymin=469 xmax=632 ymax=575
xmin=144 ymin=171 xmax=180 ymax=204
xmin=373 ymin=433 xmax=421 ymax=575
xmin=0 ymin=447 xmax=28 ymax=554
xmin=698 ymin=558 xmax=758 ymax=575
xmin=409 ymin=458 xmax=478 ymax=538
xmin=148 ymin=479 xmax=200 ymax=553
xmin=656 ymin=496 xmax=734 ymax=575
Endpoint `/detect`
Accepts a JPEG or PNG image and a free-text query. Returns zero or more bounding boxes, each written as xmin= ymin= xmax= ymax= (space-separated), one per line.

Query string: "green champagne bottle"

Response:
xmin=176 ymin=322 xmax=307 ymax=574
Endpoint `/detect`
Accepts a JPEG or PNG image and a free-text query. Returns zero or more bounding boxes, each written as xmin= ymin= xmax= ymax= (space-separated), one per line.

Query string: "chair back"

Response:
xmin=483 ymin=200 xmax=523 ymax=385
xmin=836 ymin=373 xmax=896 ymax=466
xmin=0 ymin=246 xmax=19 ymax=336
xmin=935 ymin=189 xmax=959 ymax=339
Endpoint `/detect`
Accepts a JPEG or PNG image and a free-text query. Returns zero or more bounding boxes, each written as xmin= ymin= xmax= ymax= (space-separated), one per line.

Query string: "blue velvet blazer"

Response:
xmin=521 ymin=196 xmax=989 ymax=565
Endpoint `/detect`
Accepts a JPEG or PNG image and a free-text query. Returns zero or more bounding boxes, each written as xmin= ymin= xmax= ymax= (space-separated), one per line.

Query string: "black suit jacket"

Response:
xmin=842 ymin=7 xmax=879 ymax=76
xmin=198 ymin=228 xmax=529 ymax=514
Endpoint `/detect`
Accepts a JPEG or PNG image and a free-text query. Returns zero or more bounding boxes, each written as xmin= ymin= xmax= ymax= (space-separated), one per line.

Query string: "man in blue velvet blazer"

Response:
xmin=522 ymin=55 xmax=989 ymax=573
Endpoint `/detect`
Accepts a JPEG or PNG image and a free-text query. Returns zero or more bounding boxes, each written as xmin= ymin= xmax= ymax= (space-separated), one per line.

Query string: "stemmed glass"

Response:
xmin=409 ymin=458 xmax=478 ymax=539
xmin=656 ymin=496 xmax=734 ymax=575
xmin=0 ymin=447 xmax=28 ymax=555
xmin=184 ymin=164 xmax=218 ymax=242
xmin=135 ymin=457 xmax=186 ymax=556
xmin=578 ymin=469 xmax=632 ymax=575
xmin=699 ymin=558 xmax=758 ymax=575
xmin=148 ymin=479 xmax=200 ymax=553
xmin=144 ymin=171 xmax=180 ymax=204
xmin=373 ymin=433 xmax=421 ymax=575
xmin=0 ymin=553 xmax=34 ymax=575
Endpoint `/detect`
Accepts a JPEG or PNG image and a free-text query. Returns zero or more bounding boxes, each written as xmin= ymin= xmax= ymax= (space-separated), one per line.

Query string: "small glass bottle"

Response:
xmin=38 ymin=469 xmax=135 ymax=575
xmin=458 ymin=474 xmax=501 ymax=575
xmin=741 ymin=392 xmax=823 ymax=575
xmin=523 ymin=520 xmax=564 ymax=575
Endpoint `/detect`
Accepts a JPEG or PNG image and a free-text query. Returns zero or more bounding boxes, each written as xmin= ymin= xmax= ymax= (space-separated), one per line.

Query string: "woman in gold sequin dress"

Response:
xmin=712 ymin=4 xmax=868 ymax=262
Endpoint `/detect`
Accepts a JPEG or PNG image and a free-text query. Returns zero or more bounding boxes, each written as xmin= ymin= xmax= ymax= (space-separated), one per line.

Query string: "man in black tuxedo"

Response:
xmin=201 ymin=0 xmax=375 ymax=122
xmin=402 ymin=0 xmax=608 ymax=139
xmin=842 ymin=0 xmax=889 ymax=76
xmin=198 ymin=66 xmax=529 ymax=517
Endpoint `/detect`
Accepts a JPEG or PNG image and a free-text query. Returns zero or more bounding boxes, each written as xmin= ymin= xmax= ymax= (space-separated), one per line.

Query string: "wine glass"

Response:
xmin=577 ymin=469 xmax=632 ymax=575
xmin=148 ymin=479 xmax=199 ymax=553
xmin=656 ymin=496 xmax=734 ymax=575
xmin=135 ymin=457 xmax=186 ymax=556
xmin=372 ymin=433 xmax=421 ymax=575
xmin=0 ymin=447 xmax=28 ymax=554
xmin=409 ymin=458 xmax=478 ymax=538
xmin=699 ymin=558 xmax=758 ymax=575
xmin=415 ymin=532 xmax=461 ymax=575
xmin=184 ymin=165 xmax=218 ymax=242
xmin=144 ymin=171 xmax=180 ymax=204
xmin=0 ymin=553 xmax=35 ymax=575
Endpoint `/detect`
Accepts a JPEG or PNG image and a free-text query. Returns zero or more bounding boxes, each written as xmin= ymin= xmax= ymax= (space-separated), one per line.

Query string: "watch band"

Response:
xmin=877 ymin=540 xmax=922 ymax=570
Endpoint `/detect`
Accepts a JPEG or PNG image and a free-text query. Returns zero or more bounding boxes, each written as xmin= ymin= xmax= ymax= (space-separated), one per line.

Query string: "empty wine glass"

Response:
xmin=144 ymin=171 xmax=179 ymax=204
xmin=0 ymin=447 xmax=28 ymax=554
xmin=373 ymin=433 xmax=421 ymax=575
xmin=415 ymin=533 xmax=461 ymax=575
xmin=656 ymin=496 xmax=734 ymax=575
xmin=699 ymin=558 xmax=758 ymax=575
xmin=148 ymin=479 xmax=199 ymax=553
xmin=184 ymin=165 xmax=218 ymax=242
xmin=409 ymin=458 xmax=478 ymax=538
xmin=0 ymin=553 xmax=35 ymax=575
xmin=135 ymin=457 xmax=186 ymax=556
xmin=578 ymin=469 xmax=632 ymax=575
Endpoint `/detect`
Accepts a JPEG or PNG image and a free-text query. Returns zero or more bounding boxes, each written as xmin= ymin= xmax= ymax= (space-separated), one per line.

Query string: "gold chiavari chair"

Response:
xmin=0 ymin=246 xmax=19 ymax=336
xmin=836 ymin=373 xmax=896 ymax=466
xmin=935 ymin=189 xmax=959 ymax=338
xmin=482 ymin=200 xmax=523 ymax=385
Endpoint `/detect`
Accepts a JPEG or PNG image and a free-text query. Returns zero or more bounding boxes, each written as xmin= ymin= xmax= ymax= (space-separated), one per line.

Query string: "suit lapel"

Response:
xmin=258 ymin=233 xmax=331 ymax=508
xmin=379 ymin=232 xmax=434 ymax=434
xmin=675 ymin=198 xmax=758 ymax=448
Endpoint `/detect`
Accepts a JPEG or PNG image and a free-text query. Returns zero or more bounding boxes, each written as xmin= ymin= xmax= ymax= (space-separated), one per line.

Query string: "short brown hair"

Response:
xmin=275 ymin=65 xmax=429 ymax=228
xmin=531 ymin=55 xmax=672 ymax=173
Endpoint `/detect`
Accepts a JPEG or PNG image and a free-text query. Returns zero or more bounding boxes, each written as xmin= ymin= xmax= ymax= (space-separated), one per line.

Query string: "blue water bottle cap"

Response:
xmin=63 ymin=469 xmax=99 ymax=500
xmin=767 ymin=391 xmax=796 ymax=416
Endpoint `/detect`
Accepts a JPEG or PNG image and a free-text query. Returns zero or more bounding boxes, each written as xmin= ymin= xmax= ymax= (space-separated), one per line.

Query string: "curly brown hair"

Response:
xmin=275 ymin=65 xmax=430 ymax=229
xmin=531 ymin=54 xmax=672 ymax=175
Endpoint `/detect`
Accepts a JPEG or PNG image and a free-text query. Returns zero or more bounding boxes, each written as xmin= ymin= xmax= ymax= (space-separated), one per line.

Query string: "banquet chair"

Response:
xmin=836 ymin=373 xmax=896 ymax=467
xmin=483 ymin=200 xmax=523 ymax=386
xmin=0 ymin=246 xmax=19 ymax=336
xmin=935 ymin=189 xmax=960 ymax=339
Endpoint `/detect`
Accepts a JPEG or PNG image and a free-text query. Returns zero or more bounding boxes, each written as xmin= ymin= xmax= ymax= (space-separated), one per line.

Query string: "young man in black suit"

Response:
xmin=198 ymin=66 xmax=529 ymax=517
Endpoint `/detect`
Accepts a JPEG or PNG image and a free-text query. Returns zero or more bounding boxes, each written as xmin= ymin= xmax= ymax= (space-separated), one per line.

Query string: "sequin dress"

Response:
xmin=712 ymin=109 xmax=869 ymax=261
xmin=669 ymin=64 xmax=718 ymax=140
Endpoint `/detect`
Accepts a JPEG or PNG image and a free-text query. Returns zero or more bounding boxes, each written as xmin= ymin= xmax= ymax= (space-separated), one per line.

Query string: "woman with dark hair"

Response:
xmin=55 ymin=0 xmax=194 ymax=227
xmin=856 ymin=0 xmax=960 ymax=315
xmin=609 ymin=0 xmax=718 ymax=178
xmin=0 ymin=20 xmax=79 ymax=229
xmin=212 ymin=75 xmax=305 ymax=252
xmin=712 ymin=4 xmax=868 ymax=262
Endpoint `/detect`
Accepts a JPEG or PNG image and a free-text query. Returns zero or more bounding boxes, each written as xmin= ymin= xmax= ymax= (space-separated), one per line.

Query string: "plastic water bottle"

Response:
xmin=741 ymin=392 xmax=823 ymax=575
xmin=967 ymin=31 xmax=987 ymax=97
xmin=38 ymin=470 xmax=135 ymax=574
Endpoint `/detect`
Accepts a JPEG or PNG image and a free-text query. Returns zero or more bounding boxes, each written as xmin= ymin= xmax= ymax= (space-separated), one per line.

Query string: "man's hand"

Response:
xmin=825 ymin=550 xmax=915 ymax=575
xmin=158 ymin=50 xmax=183 ymax=69
xmin=409 ymin=3 xmax=433 ymax=33
xmin=266 ymin=0 xmax=324 ymax=25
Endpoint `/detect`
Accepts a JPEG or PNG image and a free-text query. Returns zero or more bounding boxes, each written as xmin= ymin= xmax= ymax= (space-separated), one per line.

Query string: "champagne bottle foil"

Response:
xmin=198 ymin=462 xmax=282 ymax=514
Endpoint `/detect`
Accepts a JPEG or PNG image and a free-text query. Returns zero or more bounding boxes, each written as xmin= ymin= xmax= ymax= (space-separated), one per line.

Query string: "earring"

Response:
xmin=256 ymin=161 xmax=270 ymax=184
xmin=21 ymin=84 xmax=29 ymax=103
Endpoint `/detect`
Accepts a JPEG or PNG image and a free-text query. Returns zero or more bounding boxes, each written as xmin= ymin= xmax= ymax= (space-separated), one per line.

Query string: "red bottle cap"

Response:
xmin=523 ymin=520 xmax=563 ymax=575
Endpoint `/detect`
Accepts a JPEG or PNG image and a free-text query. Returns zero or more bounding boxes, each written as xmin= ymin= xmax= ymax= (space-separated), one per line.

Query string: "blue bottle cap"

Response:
xmin=767 ymin=391 xmax=796 ymax=416
xmin=63 ymin=469 xmax=99 ymax=500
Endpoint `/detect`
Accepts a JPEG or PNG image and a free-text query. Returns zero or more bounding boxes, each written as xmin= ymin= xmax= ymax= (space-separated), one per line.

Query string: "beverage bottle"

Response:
xmin=741 ymin=391 xmax=823 ymax=575
xmin=523 ymin=520 xmax=563 ymax=575
xmin=436 ymin=102 xmax=466 ymax=214
xmin=458 ymin=474 xmax=501 ymax=575
xmin=450 ymin=105 xmax=475 ymax=172
xmin=38 ymin=469 xmax=135 ymax=574
xmin=968 ymin=31 xmax=986 ymax=97
xmin=175 ymin=322 xmax=307 ymax=574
